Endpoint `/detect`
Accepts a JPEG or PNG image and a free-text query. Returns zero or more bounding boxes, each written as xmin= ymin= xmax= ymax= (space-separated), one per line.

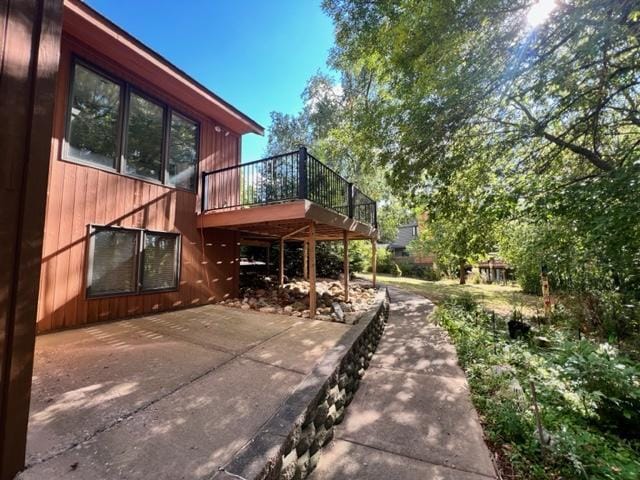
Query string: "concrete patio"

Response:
xmin=19 ymin=305 xmax=349 ymax=479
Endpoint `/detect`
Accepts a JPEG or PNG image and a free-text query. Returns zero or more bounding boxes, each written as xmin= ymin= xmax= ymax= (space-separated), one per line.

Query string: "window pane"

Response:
xmin=67 ymin=64 xmax=121 ymax=168
xmin=125 ymin=93 xmax=164 ymax=180
xmin=142 ymin=233 xmax=179 ymax=291
xmin=168 ymin=113 xmax=198 ymax=190
xmin=88 ymin=229 xmax=138 ymax=296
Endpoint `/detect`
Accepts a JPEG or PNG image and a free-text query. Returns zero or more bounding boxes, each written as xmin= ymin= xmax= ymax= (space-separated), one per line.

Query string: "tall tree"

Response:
xmin=266 ymin=73 xmax=412 ymax=242
xmin=324 ymin=0 xmax=640 ymax=292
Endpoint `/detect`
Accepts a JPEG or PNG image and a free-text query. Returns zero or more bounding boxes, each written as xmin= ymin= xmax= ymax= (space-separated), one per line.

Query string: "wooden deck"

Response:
xmin=197 ymin=199 xmax=378 ymax=241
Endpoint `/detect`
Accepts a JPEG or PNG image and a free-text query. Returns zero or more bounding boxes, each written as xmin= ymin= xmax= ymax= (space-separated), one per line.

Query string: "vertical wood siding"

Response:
xmin=36 ymin=37 xmax=242 ymax=333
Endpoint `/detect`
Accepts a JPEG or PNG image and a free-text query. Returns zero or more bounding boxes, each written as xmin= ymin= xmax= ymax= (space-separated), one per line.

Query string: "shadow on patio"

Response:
xmin=20 ymin=305 xmax=349 ymax=480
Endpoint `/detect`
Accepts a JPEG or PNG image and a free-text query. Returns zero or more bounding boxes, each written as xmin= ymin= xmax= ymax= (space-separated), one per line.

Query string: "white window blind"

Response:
xmin=88 ymin=228 xmax=138 ymax=296
xmin=141 ymin=232 xmax=179 ymax=291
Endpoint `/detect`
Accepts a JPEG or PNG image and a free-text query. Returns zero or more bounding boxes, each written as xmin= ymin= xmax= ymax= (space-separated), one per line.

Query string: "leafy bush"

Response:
xmin=560 ymin=342 xmax=640 ymax=438
xmin=435 ymin=304 xmax=640 ymax=479
xmin=391 ymin=259 xmax=442 ymax=280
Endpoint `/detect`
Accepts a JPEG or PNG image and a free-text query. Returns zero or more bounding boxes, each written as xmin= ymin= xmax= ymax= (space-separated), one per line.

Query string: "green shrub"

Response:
xmin=560 ymin=342 xmax=640 ymax=438
xmin=435 ymin=303 xmax=640 ymax=479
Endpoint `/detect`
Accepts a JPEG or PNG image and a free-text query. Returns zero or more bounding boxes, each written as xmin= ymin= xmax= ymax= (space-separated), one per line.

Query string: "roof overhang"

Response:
xmin=62 ymin=0 xmax=264 ymax=136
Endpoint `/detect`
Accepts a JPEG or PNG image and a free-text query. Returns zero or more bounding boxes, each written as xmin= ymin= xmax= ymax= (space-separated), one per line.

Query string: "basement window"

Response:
xmin=86 ymin=226 xmax=180 ymax=298
xmin=86 ymin=227 xmax=139 ymax=296
xmin=141 ymin=232 xmax=180 ymax=291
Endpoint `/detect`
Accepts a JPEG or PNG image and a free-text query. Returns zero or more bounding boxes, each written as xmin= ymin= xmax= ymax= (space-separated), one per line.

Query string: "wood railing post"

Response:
xmin=297 ymin=146 xmax=308 ymax=199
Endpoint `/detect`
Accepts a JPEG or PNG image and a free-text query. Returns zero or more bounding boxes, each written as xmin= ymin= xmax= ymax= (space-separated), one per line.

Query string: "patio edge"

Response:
xmin=216 ymin=287 xmax=390 ymax=480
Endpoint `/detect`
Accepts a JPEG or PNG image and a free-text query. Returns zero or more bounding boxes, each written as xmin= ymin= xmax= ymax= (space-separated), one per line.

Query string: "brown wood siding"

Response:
xmin=37 ymin=36 xmax=241 ymax=333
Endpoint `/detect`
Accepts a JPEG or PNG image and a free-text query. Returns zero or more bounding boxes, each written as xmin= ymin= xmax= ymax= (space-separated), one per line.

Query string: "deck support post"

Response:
xmin=266 ymin=244 xmax=271 ymax=276
xmin=343 ymin=231 xmax=349 ymax=302
xmin=303 ymin=241 xmax=308 ymax=280
xmin=279 ymin=238 xmax=284 ymax=286
xmin=309 ymin=222 xmax=316 ymax=318
xmin=371 ymin=238 xmax=377 ymax=288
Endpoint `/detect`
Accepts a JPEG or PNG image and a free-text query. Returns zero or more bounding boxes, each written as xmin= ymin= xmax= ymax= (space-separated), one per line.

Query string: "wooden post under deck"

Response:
xmin=343 ymin=231 xmax=349 ymax=302
xmin=279 ymin=238 xmax=284 ymax=286
xmin=309 ymin=223 xmax=316 ymax=318
xmin=371 ymin=238 xmax=377 ymax=288
xmin=303 ymin=241 xmax=308 ymax=280
xmin=266 ymin=244 xmax=271 ymax=275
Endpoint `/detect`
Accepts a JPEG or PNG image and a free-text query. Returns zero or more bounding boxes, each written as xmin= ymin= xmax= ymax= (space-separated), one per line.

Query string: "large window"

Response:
xmin=65 ymin=59 xmax=199 ymax=190
xmin=87 ymin=226 xmax=180 ymax=298
xmin=125 ymin=93 xmax=164 ymax=180
xmin=67 ymin=64 xmax=121 ymax=168
xmin=168 ymin=112 xmax=199 ymax=190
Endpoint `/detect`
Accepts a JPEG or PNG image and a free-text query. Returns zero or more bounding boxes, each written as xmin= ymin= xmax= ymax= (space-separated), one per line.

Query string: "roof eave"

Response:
xmin=63 ymin=0 xmax=264 ymax=136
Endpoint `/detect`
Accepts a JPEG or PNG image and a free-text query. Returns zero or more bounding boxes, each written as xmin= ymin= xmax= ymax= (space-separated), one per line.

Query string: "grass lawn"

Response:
xmin=360 ymin=273 xmax=541 ymax=316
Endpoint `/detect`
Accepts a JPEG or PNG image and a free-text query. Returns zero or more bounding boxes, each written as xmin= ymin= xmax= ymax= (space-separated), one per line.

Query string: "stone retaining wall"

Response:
xmin=216 ymin=288 xmax=390 ymax=480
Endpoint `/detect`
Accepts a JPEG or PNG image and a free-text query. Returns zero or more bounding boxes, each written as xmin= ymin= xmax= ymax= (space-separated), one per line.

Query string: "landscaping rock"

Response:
xmin=332 ymin=302 xmax=345 ymax=322
xmin=223 ymin=278 xmax=378 ymax=323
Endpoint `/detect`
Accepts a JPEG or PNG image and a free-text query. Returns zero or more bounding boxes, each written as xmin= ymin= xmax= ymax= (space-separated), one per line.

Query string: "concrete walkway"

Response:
xmin=19 ymin=305 xmax=349 ymax=480
xmin=310 ymin=286 xmax=497 ymax=480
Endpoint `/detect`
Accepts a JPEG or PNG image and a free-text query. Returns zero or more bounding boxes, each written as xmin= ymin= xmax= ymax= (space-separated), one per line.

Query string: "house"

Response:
xmin=2 ymin=2 xmax=378 ymax=477
xmin=36 ymin=0 xmax=378 ymax=334
xmin=388 ymin=222 xmax=434 ymax=266
xmin=476 ymin=256 xmax=514 ymax=284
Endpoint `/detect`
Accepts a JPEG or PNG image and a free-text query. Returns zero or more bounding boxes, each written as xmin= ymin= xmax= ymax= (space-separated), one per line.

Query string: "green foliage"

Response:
xmin=395 ymin=260 xmax=441 ymax=281
xmin=243 ymin=240 xmax=368 ymax=280
xmin=560 ymin=342 xmax=640 ymax=438
xmin=265 ymin=72 xmax=412 ymax=244
xmin=323 ymin=0 xmax=640 ymax=332
xmin=436 ymin=303 xmax=640 ymax=479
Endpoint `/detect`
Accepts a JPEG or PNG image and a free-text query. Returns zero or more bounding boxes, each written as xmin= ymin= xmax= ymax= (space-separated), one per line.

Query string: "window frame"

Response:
xmin=85 ymin=225 xmax=142 ymax=299
xmin=140 ymin=229 xmax=182 ymax=293
xmin=85 ymin=225 xmax=181 ymax=299
xmin=166 ymin=110 xmax=201 ymax=190
xmin=63 ymin=56 xmax=200 ymax=192
xmin=122 ymin=86 xmax=168 ymax=183
xmin=63 ymin=59 xmax=125 ymax=173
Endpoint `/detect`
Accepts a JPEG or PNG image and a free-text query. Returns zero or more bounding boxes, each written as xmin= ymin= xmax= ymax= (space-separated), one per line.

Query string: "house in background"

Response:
xmin=37 ymin=0 xmax=377 ymax=333
xmin=476 ymin=255 xmax=514 ymax=284
xmin=388 ymin=221 xmax=435 ymax=266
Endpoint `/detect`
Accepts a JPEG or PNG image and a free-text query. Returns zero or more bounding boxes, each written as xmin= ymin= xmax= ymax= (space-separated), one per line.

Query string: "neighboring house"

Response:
xmin=476 ymin=256 xmax=514 ymax=283
xmin=388 ymin=222 xmax=434 ymax=266
xmin=37 ymin=0 xmax=377 ymax=333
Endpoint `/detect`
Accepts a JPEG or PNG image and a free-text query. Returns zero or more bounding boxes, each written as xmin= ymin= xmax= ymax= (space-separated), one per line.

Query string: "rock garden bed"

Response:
xmin=219 ymin=277 xmax=378 ymax=324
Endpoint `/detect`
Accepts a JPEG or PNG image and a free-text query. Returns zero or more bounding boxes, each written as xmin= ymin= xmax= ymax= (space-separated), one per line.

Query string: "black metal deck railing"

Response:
xmin=201 ymin=147 xmax=377 ymax=227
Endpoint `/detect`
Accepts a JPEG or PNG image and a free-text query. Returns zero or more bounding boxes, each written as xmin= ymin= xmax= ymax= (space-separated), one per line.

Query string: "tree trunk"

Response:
xmin=459 ymin=259 xmax=466 ymax=285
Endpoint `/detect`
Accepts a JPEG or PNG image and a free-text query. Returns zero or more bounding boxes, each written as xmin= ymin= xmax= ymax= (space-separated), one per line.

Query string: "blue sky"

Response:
xmin=86 ymin=0 xmax=335 ymax=161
